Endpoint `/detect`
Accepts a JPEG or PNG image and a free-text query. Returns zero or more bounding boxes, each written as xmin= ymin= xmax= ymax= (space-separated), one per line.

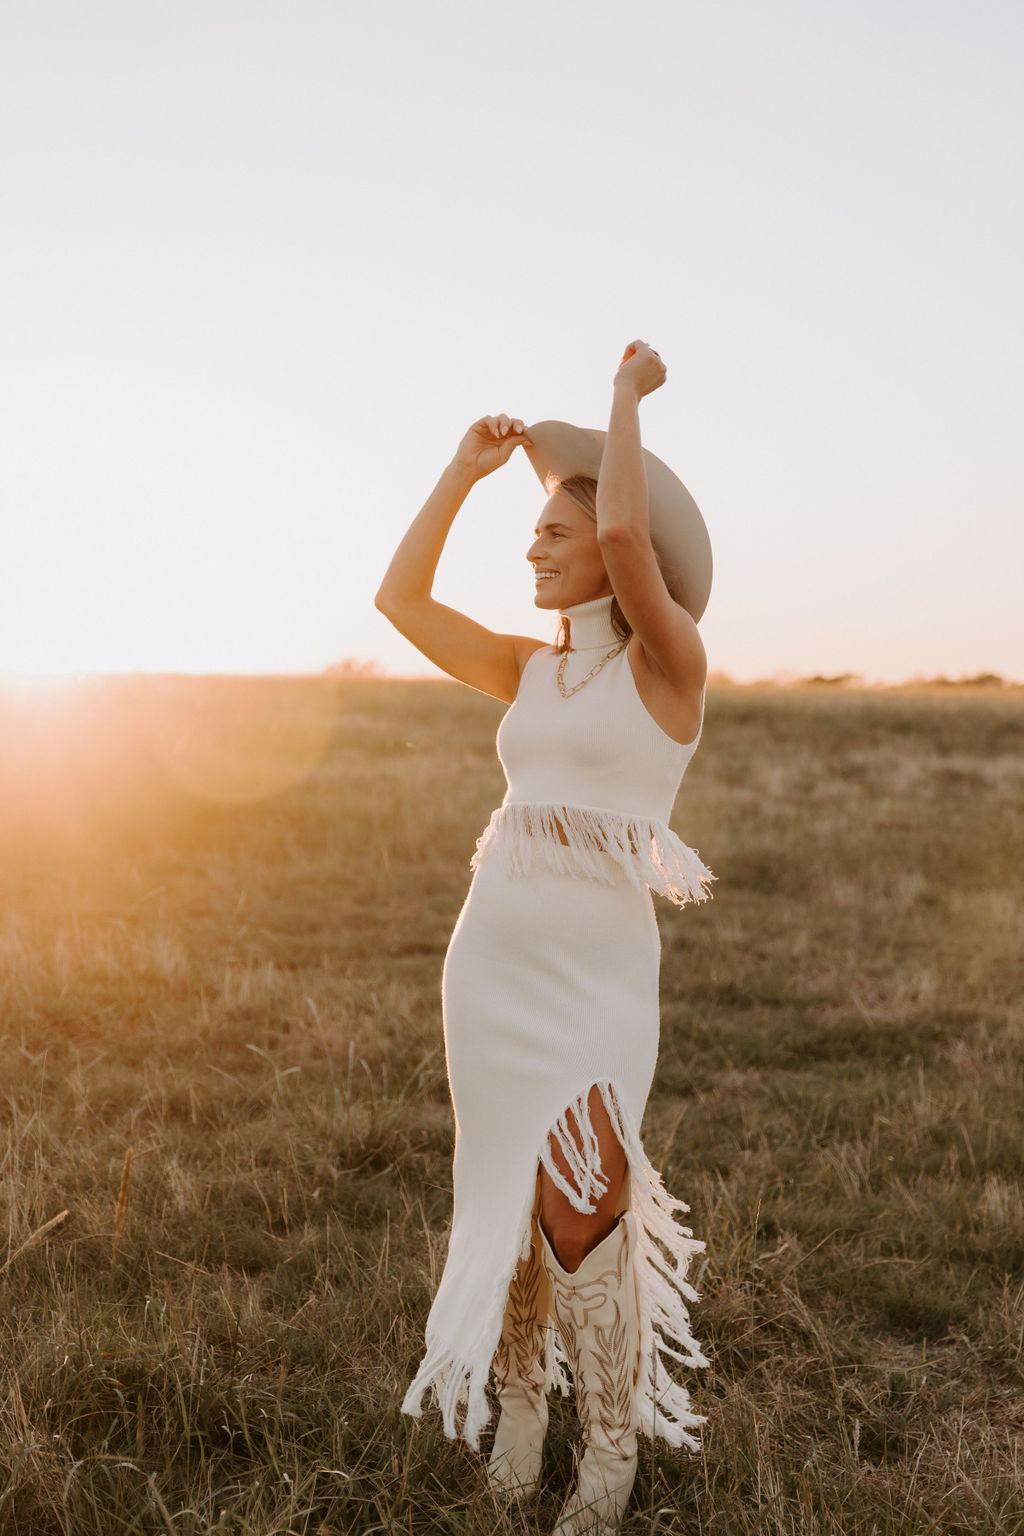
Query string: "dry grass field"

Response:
xmin=0 ymin=673 xmax=1022 ymax=1536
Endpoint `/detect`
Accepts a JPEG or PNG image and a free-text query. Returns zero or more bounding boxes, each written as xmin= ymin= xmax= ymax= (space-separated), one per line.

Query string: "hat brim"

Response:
xmin=524 ymin=420 xmax=712 ymax=622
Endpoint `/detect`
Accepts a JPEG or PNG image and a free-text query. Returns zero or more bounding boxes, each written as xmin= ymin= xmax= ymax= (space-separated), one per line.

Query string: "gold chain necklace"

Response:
xmin=556 ymin=640 xmax=626 ymax=699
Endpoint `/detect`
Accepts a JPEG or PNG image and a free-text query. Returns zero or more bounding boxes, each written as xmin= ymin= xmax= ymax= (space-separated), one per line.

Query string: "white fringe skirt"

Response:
xmin=401 ymin=840 xmax=710 ymax=1452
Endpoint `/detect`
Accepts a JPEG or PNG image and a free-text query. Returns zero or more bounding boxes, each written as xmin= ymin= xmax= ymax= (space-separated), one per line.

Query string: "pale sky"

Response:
xmin=2 ymin=0 xmax=1021 ymax=683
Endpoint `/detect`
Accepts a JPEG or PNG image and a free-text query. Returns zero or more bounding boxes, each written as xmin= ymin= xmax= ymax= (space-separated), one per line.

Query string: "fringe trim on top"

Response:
xmin=401 ymin=1080 xmax=709 ymax=1453
xmin=470 ymin=801 xmax=714 ymax=909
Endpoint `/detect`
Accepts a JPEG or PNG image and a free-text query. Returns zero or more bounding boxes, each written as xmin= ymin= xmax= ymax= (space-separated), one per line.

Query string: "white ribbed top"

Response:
xmin=469 ymin=596 xmax=713 ymax=907
xmin=498 ymin=596 xmax=702 ymax=822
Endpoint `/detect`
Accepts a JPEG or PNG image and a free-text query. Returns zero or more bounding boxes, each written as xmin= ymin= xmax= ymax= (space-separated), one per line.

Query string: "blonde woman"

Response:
xmin=376 ymin=341 xmax=713 ymax=1535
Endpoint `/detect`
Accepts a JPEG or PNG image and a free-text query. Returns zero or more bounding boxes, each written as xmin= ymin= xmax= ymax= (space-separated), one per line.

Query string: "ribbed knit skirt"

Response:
xmin=401 ymin=849 xmax=709 ymax=1451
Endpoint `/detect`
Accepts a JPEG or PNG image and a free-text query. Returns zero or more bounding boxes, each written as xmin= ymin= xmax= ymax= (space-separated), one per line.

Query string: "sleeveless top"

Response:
xmin=470 ymin=595 xmax=714 ymax=908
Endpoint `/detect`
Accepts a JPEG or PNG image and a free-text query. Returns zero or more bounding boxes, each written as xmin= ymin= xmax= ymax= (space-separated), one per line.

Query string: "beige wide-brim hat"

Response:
xmin=524 ymin=420 xmax=713 ymax=622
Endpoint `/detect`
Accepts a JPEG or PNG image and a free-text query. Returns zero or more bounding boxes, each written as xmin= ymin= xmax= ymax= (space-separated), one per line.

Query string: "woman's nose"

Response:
xmin=526 ymin=538 xmax=542 ymax=563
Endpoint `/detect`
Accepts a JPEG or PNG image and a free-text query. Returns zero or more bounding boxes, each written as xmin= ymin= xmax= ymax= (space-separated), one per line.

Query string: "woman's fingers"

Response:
xmin=623 ymin=339 xmax=661 ymax=360
xmin=466 ymin=415 xmax=529 ymax=449
xmin=455 ymin=415 xmax=530 ymax=479
xmin=455 ymin=414 xmax=529 ymax=480
xmin=615 ymin=340 xmax=668 ymax=396
xmin=485 ymin=414 xmax=528 ymax=439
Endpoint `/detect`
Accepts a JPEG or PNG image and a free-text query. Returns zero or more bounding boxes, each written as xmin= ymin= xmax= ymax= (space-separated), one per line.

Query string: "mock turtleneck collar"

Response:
xmin=559 ymin=594 xmax=618 ymax=651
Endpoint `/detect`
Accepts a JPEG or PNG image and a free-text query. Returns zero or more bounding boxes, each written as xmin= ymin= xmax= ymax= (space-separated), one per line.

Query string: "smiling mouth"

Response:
xmin=533 ymin=571 xmax=559 ymax=581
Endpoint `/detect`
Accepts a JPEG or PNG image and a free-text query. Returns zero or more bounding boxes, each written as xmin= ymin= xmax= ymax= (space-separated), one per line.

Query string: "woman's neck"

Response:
xmin=559 ymin=594 xmax=617 ymax=650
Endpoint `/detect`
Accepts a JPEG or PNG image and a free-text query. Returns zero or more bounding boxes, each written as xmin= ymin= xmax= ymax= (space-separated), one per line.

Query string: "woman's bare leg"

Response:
xmin=539 ymin=1086 xmax=628 ymax=1273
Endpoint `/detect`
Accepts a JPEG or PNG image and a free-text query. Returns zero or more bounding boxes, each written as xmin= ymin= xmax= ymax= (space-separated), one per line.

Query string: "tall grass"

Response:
xmin=1 ymin=675 xmax=1021 ymax=1534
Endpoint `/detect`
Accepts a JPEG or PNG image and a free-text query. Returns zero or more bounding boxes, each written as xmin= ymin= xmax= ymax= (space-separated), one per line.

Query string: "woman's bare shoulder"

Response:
xmin=512 ymin=637 xmax=551 ymax=679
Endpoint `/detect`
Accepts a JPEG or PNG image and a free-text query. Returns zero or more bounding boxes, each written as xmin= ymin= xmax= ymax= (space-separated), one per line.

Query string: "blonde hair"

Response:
xmin=545 ymin=471 xmax=598 ymax=521
xmin=545 ymin=473 xmax=632 ymax=654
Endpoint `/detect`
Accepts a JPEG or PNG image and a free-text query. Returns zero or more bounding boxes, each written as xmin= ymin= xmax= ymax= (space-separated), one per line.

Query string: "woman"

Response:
xmin=375 ymin=341 xmax=713 ymax=1535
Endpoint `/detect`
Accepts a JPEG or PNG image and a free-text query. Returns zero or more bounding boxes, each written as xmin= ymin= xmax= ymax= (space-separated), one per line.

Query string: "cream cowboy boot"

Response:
xmin=487 ymin=1215 xmax=551 ymax=1498
xmin=539 ymin=1213 xmax=640 ymax=1536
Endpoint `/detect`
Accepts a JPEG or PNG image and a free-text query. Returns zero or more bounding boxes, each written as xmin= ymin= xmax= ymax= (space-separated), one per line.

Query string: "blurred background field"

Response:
xmin=1 ymin=674 xmax=1022 ymax=1535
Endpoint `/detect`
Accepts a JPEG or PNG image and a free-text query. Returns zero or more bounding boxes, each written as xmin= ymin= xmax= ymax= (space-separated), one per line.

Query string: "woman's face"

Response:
xmin=527 ymin=493 xmax=613 ymax=610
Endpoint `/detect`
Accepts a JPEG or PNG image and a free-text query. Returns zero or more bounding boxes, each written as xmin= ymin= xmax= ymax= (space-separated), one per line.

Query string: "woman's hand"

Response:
xmin=614 ymin=340 xmax=667 ymax=401
xmin=452 ymin=415 xmax=532 ymax=481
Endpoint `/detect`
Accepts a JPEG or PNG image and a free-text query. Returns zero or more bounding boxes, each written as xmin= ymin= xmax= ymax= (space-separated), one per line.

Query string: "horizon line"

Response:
xmin=1 ymin=665 xmax=1021 ymax=692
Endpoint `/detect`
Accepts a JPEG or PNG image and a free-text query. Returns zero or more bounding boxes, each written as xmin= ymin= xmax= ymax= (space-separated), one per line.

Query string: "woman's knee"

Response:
xmin=541 ymin=1197 xmax=617 ymax=1273
xmin=539 ymin=1152 xmax=627 ymax=1271
xmin=539 ymin=1083 xmax=629 ymax=1271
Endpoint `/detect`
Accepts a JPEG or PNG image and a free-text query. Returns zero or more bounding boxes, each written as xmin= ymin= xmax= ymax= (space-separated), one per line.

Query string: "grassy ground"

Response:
xmin=0 ymin=674 xmax=1022 ymax=1535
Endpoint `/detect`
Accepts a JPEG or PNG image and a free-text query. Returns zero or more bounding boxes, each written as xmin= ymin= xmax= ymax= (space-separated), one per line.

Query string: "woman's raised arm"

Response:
xmin=374 ymin=416 xmax=544 ymax=703
xmin=596 ymin=342 xmax=707 ymax=742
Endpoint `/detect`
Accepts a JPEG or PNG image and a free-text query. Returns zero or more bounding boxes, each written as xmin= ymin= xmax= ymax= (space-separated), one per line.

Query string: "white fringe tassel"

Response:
xmin=401 ymin=1154 xmax=542 ymax=1450
xmin=470 ymin=801 xmax=715 ymax=909
xmin=401 ymin=1081 xmax=709 ymax=1453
